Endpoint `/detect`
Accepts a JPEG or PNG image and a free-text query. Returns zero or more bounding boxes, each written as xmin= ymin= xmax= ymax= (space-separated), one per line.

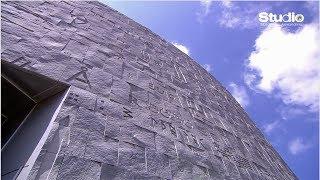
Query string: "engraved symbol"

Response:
xmin=172 ymin=110 xmax=181 ymax=119
xmin=148 ymin=82 xmax=154 ymax=90
xmin=168 ymin=123 xmax=177 ymax=137
xmin=123 ymin=107 xmax=133 ymax=118
xmin=66 ymin=66 xmax=91 ymax=88
xmin=73 ymin=16 xmax=88 ymax=24
xmin=179 ymin=128 xmax=189 ymax=143
xmin=129 ymin=95 xmax=147 ymax=109
xmin=12 ymin=57 xmax=31 ymax=67
xmin=127 ymin=72 xmax=134 ymax=80
xmin=105 ymin=135 xmax=119 ymax=142
xmin=149 ymin=103 xmax=159 ymax=113
xmin=173 ymin=64 xmax=187 ymax=83
xmin=58 ymin=116 xmax=70 ymax=127
xmin=152 ymin=118 xmax=166 ymax=130
xmin=199 ymin=138 xmax=207 ymax=149
xmin=130 ymin=95 xmax=139 ymax=107
xmin=168 ymin=93 xmax=175 ymax=102
xmin=234 ymin=155 xmax=251 ymax=169
xmin=67 ymin=92 xmax=79 ymax=104
xmin=97 ymin=99 xmax=107 ymax=116
xmin=156 ymin=86 xmax=164 ymax=94
xmin=160 ymin=108 xmax=171 ymax=118
xmin=191 ymin=134 xmax=199 ymax=146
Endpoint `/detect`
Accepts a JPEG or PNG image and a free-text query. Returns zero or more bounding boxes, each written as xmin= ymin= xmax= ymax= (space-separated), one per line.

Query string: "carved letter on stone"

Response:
xmin=66 ymin=66 xmax=92 ymax=88
xmin=123 ymin=107 xmax=133 ymax=118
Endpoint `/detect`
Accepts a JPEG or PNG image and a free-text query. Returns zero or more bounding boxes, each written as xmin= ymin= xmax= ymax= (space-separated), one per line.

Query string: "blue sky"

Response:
xmin=103 ymin=1 xmax=319 ymax=179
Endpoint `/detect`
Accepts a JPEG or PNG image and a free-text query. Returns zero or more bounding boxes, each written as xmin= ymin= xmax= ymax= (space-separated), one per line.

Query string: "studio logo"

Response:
xmin=258 ymin=12 xmax=304 ymax=23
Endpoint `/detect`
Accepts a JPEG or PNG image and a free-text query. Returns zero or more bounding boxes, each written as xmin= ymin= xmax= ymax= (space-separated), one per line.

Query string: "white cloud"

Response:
xmin=218 ymin=2 xmax=270 ymax=29
xmin=197 ymin=0 xmax=213 ymax=23
xmin=200 ymin=0 xmax=212 ymax=15
xmin=280 ymin=107 xmax=306 ymax=120
xmin=245 ymin=23 xmax=320 ymax=111
xmin=172 ymin=42 xmax=190 ymax=55
xmin=244 ymin=73 xmax=257 ymax=90
xmin=219 ymin=11 xmax=241 ymax=28
xmin=263 ymin=120 xmax=280 ymax=134
xmin=197 ymin=0 xmax=232 ymax=22
xmin=221 ymin=0 xmax=232 ymax=8
xmin=228 ymin=83 xmax=250 ymax=107
xmin=202 ymin=64 xmax=212 ymax=72
xmin=288 ymin=138 xmax=312 ymax=155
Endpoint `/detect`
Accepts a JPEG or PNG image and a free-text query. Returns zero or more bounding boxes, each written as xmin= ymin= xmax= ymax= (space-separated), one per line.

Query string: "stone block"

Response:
xmin=56 ymin=156 xmax=101 ymax=180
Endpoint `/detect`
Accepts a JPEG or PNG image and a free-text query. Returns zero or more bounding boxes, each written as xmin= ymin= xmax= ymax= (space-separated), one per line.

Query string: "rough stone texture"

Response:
xmin=1 ymin=1 xmax=297 ymax=180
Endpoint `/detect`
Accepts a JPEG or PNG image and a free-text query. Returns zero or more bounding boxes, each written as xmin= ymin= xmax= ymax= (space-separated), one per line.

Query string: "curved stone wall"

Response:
xmin=1 ymin=1 xmax=296 ymax=179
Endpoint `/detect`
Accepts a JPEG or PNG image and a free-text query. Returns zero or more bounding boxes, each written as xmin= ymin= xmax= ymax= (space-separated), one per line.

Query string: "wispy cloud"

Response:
xmin=278 ymin=106 xmax=318 ymax=123
xmin=172 ymin=42 xmax=190 ymax=55
xmin=279 ymin=107 xmax=306 ymax=120
xmin=202 ymin=64 xmax=213 ymax=72
xmin=288 ymin=138 xmax=312 ymax=155
xmin=221 ymin=0 xmax=232 ymax=8
xmin=245 ymin=23 xmax=320 ymax=111
xmin=218 ymin=2 xmax=271 ymax=29
xmin=197 ymin=0 xmax=213 ymax=23
xmin=200 ymin=0 xmax=212 ymax=15
xmin=228 ymin=82 xmax=250 ymax=107
xmin=263 ymin=120 xmax=280 ymax=134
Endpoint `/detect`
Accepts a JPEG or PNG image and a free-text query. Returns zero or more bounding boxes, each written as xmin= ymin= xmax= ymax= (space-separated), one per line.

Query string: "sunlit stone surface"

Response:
xmin=1 ymin=1 xmax=297 ymax=179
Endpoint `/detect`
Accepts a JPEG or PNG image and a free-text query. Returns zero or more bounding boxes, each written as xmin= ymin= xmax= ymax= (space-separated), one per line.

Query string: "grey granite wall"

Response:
xmin=1 ymin=1 xmax=297 ymax=179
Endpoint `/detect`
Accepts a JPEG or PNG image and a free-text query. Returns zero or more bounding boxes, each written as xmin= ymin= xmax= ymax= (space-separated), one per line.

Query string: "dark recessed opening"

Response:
xmin=1 ymin=76 xmax=36 ymax=147
xmin=1 ymin=61 xmax=69 ymax=179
